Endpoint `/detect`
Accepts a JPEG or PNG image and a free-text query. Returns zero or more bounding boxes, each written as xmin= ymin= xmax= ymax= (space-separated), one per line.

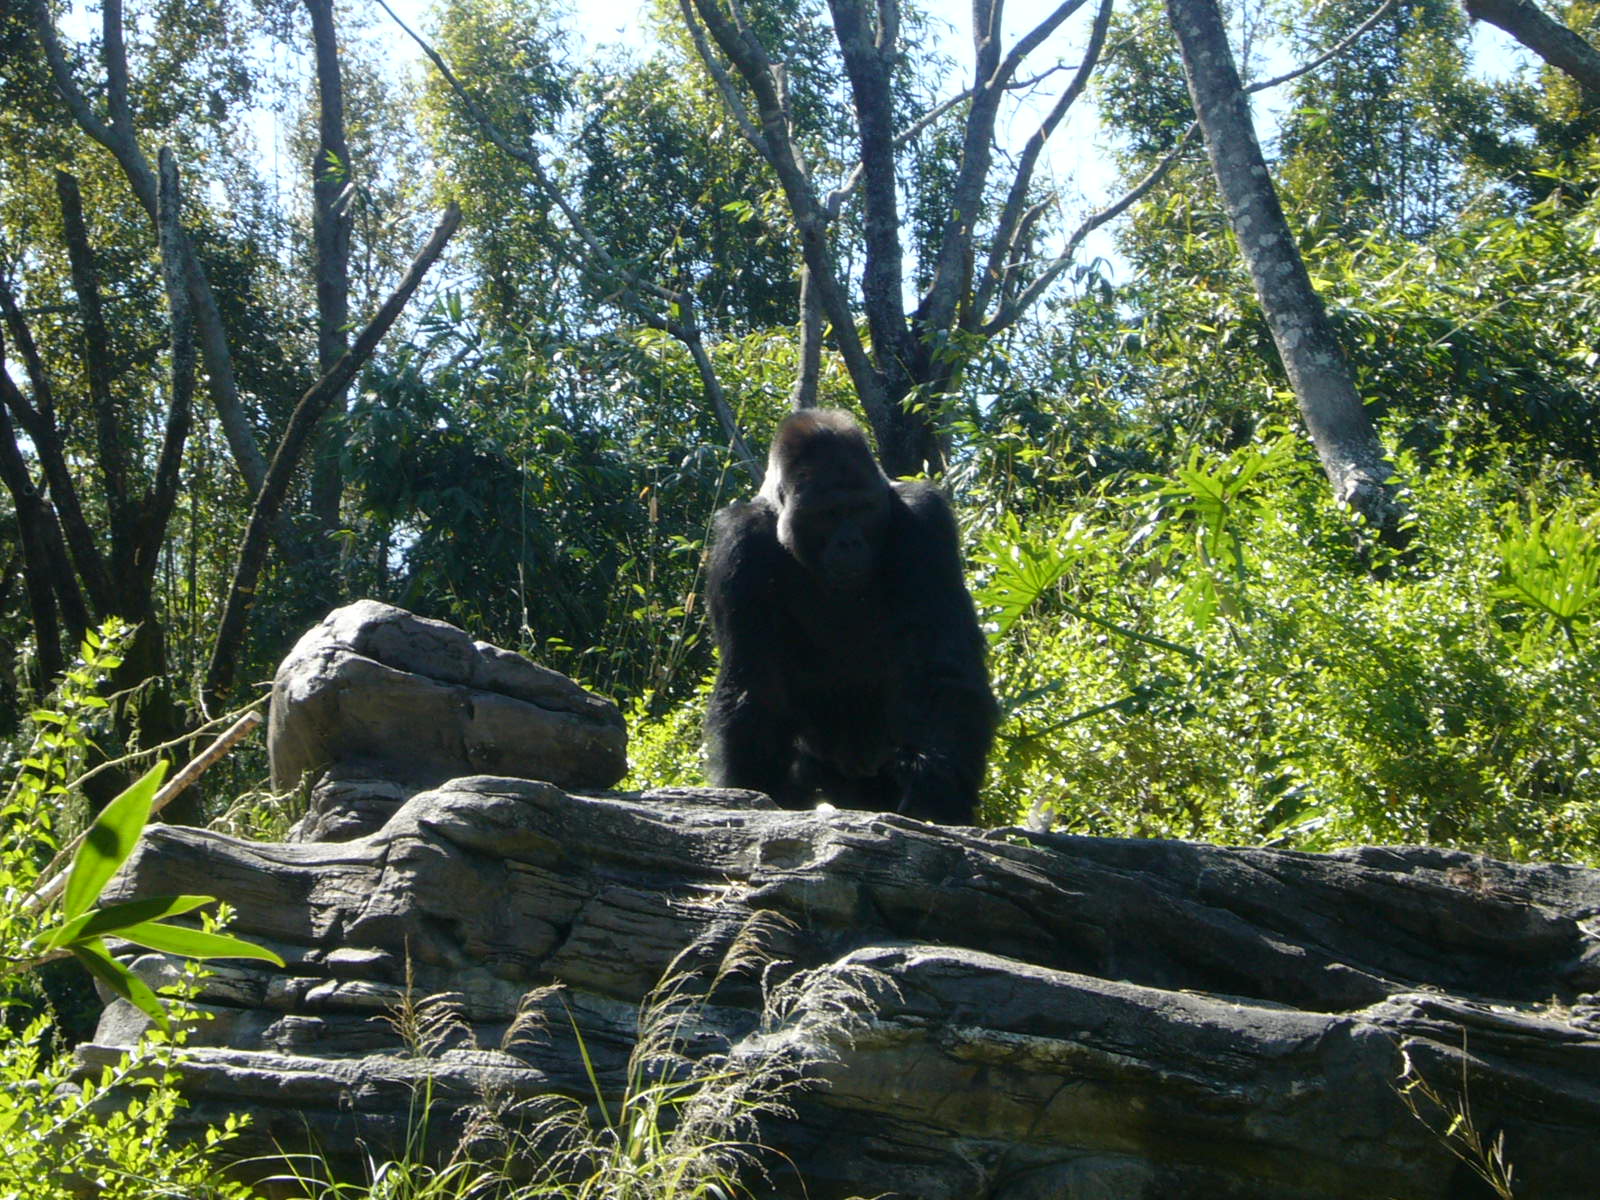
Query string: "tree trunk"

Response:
xmin=1165 ymin=0 xmax=1408 ymax=543
xmin=307 ymin=0 xmax=353 ymax=564
xmin=0 ymin=408 xmax=66 ymax=686
xmin=1465 ymin=0 xmax=1600 ymax=97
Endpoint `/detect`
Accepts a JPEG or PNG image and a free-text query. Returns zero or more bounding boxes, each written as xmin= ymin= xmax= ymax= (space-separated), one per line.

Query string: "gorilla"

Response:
xmin=704 ymin=409 xmax=997 ymax=824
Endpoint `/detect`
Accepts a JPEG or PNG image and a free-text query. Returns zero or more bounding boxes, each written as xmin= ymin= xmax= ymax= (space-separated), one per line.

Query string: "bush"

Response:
xmin=975 ymin=437 xmax=1600 ymax=862
xmin=0 ymin=626 xmax=280 ymax=1197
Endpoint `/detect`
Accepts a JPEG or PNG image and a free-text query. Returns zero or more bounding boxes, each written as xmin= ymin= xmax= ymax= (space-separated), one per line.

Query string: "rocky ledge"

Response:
xmin=87 ymin=603 xmax=1600 ymax=1199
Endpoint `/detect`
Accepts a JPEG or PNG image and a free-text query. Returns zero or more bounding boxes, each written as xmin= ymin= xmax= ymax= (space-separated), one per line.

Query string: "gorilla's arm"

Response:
xmin=887 ymin=482 xmax=998 ymax=824
xmin=704 ymin=500 xmax=800 ymax=799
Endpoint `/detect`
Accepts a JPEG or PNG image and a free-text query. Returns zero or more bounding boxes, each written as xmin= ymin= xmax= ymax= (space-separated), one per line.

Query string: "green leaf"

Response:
xmin=38 ymin=894 xmax=215 ymax=952
xmin=62 ymin=760 xmax=169 ymax=920
xmin=114 ymin=921 xmax=285 ymax=966
xmin=69 ymin=939 xmax=168 ymax=1031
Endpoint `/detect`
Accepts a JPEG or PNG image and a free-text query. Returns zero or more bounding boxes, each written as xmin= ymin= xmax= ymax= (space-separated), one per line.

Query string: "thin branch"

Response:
xmin=826 ymin=84 xmax=976 ymax=214
xmin=975 ymin=0 xmax=1113 ymax=321
xmin=674 ymin=311 xmax=763 ymax=478
xmin=994 ymin=0 xmax=1090 ymax=90
xmin=830 ymin=64 xmax=1077 ymax=221
xmin=676 ymin=0 xmax=770 ymax=157
xmin=26 ymin=710 xmax=264 ymax=912
xmin=981 ymin=0 xmax=1389 ymax=333
xmin=1245 ymin=0 xmax=1397 ymax=96
xmin=143 ymin=148 xmax=195 ymax=586
xmin=30 ymin=0 xmax=269 ymax=497
xmin=102 ymin=0 xmax=135 ymax=131
xmin=983 ymin=124 xmax=1199 ymax=335
xmin=204 ymin=204 xmax=461 ymax=711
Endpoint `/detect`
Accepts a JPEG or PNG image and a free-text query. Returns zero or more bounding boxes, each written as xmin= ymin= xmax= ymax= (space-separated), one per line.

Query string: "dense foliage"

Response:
xmin=3 ymin=0 xmax=1599 ymax=1191
xmin=0 ymin=0 xmax=1594 ymax=856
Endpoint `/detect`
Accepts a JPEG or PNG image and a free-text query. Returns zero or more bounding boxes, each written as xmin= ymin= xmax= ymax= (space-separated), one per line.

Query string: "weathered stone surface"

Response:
xmin=93 ymin=776 xmax=1600 ymax=1199
xmin=267 ymin=600 xmax=627 ymax=811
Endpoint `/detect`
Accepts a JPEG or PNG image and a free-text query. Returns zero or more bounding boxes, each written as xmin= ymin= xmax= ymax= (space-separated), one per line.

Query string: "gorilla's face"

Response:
xmin=779 ymin=478 xmax=891 ymax=589
xmin=768 ymin=428 xmax=892 ymax=591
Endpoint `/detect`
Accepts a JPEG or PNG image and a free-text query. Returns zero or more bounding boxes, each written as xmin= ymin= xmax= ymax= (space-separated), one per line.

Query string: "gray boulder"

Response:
xmin=267 ymin=601 xmax=627 ymax=833
xmin=93 ymin=775 xmax=1600 ymax=1199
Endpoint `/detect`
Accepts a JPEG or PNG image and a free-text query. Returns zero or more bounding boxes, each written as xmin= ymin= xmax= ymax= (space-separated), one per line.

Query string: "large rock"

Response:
xmin=93 ymin=776 xmax=1600 ymax=1199
xmin=267 ymin=601 xmax=627 ymax=819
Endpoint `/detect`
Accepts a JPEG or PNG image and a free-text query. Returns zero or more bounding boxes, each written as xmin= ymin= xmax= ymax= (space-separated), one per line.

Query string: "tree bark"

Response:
xmin=0 ymin=282 xmax=116 ymax=614
xmin=55 ymin=171 xmax=140 ymax=585
xmin=0 ymin=400 xmax=67 ymax=684
xmin=142 ymin=148 xmax=196 ymax=596
xmin=788 ymin=264 xmax=822 ymax=410
xmin=306 ymin=0 xmax=353 ymax=556
xmin=1465 ymin=0 xmax=1600 ymax=97
xmin=1165 ymin=0 xmax=1408 ymax=542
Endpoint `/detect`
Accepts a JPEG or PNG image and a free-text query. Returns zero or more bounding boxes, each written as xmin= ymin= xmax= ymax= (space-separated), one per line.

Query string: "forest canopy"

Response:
xmin=2 ymin=0 xmax=1599 ymax=862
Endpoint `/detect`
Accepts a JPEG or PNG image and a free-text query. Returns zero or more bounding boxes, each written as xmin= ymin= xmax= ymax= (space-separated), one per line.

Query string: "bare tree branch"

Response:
xmin=1246 ymin=0 xmax=1397 ymax=95
xmin=984 ymin=125 xmax=1199 ymax=335
xmin=205 ymin=204 xmax=461 ymax=711
xmin=676 ymin=0 xmax=770 ymax=156
xmin=826 ymin=70 xmax=1068 ymax=215
xmin=0 ymin=280 xmax=114 ymax=612
xmin=980 ymin=0 xmax=1394 ymax=334
xmin=974 ymin=0 xmax=1113 ymax=323
xmin=995 ymin=0 xmax=1091 ymax=90
xmin=29 ymin=0 xmax=270 ymax=496
xmin=1465 ymin=0 xmax=1600 ymax=97
xmin=674 ymin=308 xmax=762 ymax=473
xmin=144 ymin=148 xmax=196 ymax=589
xmin=683 ymin=0 xmax=893 ymax=438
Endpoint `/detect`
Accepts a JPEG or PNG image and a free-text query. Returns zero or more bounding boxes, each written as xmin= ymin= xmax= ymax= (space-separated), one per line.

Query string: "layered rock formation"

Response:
xmin=87 ymin=603 xmax=1600 ymax=1199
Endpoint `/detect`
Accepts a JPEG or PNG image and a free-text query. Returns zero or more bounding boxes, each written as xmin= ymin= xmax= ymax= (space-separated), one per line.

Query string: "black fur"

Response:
xmin=704 ymin=410 xmax=997 ymax=824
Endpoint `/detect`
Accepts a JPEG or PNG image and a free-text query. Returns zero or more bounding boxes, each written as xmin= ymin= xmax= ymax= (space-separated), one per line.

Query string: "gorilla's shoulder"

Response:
xmin=890 ymin=480 xmax=957 ymax=527
xmin=712 ymin=497 xmax=778 ymax=537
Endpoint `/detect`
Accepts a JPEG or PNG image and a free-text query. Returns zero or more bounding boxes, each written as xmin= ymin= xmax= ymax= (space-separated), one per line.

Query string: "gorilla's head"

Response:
xmin=759 ymin=410 xmax=892 ymax=591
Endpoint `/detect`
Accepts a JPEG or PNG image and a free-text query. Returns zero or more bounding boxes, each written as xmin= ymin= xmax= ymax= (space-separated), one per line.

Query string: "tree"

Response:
xmin=395 ymin=0 xmax=1150 ymax=478
xmin=1 ymin=0 xmax=457 ymax=798
xmin=306 ymin=0 xmax=355 ymax=571
xmin=1164 ymin=0 xmax=1407 ymax=542
xmin=678 ymin=0 xmax=1124 ymax=475
xmin=1465 ymin=0 xmax=1600 ymax=96
xmin=1278 ymin=0 xmax=1491 ymax=239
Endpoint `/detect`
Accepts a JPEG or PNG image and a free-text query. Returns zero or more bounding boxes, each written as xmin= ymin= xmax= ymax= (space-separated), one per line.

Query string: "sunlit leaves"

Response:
xmin=61 ymin=762 xmax=168 ymax=922
xmin=1495 ymin=500 xmax=1600 ymax=652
